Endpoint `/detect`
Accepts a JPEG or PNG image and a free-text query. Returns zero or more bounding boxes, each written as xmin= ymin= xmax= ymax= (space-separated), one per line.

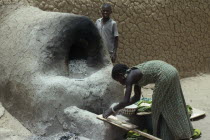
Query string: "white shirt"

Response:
xmin=95 ymin=18 xmax=119 ymax=53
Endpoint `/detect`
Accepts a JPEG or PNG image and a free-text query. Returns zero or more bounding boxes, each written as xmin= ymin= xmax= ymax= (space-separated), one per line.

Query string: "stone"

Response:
xmin=63 ymin=106 xmax=126 ymax=140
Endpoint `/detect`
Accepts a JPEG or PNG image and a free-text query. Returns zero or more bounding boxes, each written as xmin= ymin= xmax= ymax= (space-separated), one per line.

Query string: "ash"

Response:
xmin=69 ymin=60 xmax=88 ymax=78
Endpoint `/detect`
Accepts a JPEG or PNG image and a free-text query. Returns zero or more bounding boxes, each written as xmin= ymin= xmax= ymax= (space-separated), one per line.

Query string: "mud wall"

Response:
xmin=1 ymin=0 xmax=210 ymax=77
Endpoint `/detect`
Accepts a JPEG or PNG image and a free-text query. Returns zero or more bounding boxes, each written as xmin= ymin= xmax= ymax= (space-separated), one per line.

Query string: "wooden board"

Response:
xmin=97 ymin=115 xmax=138 ymax=131
xmin=136 ymin=107 xmax=205 ymax=120
xmin=97 ymin=115 xmax=161 ymax=140
xmin=190 ymin=108 xmax=206 ymax=120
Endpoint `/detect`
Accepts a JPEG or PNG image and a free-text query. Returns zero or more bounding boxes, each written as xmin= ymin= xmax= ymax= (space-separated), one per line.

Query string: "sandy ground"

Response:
xmin=181 ymin=74 xmax=210 ymax=140
xmin=141 ymin=74 xmax=210 ymax=140
xmin=0 ymin=103 xmax=32 ymax=140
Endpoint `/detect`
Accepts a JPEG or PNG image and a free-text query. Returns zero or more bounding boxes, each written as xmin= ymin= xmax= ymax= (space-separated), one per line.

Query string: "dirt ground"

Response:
xmin=142 ymin=74 xmax=210 ymax=140
xmin=181 ymin=74 xmax=210 ymax=140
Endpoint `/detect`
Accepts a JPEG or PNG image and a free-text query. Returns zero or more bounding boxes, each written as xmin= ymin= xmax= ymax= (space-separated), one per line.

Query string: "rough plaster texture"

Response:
xmin=11 ymin=0 xmax=209 ymax=77
xmin=63 ymin=106 xmax=126 ymax=140
xmin=0 ymin=4 xmax=124 ymax=136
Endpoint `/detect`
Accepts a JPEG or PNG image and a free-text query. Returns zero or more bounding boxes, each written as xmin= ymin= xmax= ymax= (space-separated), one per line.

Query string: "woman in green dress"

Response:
xmin=103 ymin=60 xmax=193 ymax=140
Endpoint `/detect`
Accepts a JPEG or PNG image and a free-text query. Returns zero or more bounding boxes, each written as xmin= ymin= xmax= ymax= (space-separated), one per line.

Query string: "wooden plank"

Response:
xmin=132 ymin=129 xmax=161 ymax=140
xmin=97 ymin=115 xmax=161 ymax=140
xmin=190 ymin=108 xmax=206 ymax=119
xmin=97 ymin=115 xmax=138 ymax=131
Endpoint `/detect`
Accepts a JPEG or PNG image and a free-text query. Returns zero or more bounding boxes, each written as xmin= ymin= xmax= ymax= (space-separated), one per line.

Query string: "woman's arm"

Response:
xmin=102 ymin=84 xmax=142 ymax=118
xmin=129 ymin=85 xmax=141 ymax=104
xmin=102 ymin=83 xmax=132 ymax=118
xmin=103 ymin=69 xmax=143 ymax=118
xmin=113 ymin=84 xmax=141 ymax=110
xmin=112 ymin=83 xmax=133 ymax=111
xmin=114 ymin=85 xmax=141 ymax=110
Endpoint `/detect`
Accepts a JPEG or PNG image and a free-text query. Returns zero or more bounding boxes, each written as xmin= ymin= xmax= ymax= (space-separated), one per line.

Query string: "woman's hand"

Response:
xmin=103 ymin=107 xmax=114 ymax=118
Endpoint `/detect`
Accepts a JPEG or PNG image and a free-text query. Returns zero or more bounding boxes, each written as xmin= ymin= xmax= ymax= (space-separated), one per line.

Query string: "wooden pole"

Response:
xmin=132 ymin=129 xmax=161 ymax=140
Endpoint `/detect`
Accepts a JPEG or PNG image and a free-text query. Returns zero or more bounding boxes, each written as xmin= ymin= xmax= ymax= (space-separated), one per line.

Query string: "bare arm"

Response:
xmin=102 ymin=81 xmax=133 ymax=118
xmin=102 ymin=69 xmax=143 ymax=118
xmin=129 ymin=85 xmax=141 ymax=104
xmin=112 ymin=83 xmax=132 ymax=111
xmin=113 ymin=84 xmax=141 ymax=109
xmin=113 ymin=22 xmax=119 ymax=55
xmin=114 ymin=36 xmax=118 ymax=54
xmin=111 ymin=36 xmax=118 ymax=63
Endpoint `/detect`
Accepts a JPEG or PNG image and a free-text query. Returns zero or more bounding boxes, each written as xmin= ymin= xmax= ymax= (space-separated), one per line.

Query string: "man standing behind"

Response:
xmin=96 ymin=3 xmax=119 ymax=63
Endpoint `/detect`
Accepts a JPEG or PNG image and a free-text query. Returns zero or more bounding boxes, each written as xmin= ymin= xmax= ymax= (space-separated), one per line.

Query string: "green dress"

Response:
xmin=133 ymin=60 xmax=193 ymax=140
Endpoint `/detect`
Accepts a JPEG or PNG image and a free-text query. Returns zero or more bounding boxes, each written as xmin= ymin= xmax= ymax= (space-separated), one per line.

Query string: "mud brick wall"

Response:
xmin=1 ymin=0 xmax=210 ymax=77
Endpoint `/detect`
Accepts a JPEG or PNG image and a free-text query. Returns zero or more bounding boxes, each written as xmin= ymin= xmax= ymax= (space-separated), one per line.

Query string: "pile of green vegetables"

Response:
xmin=125 ymin=129 xmax=150 ymax=140
xmin=135 ymin=98 xmax=193 ymax=117
xmin=125 ymin=129 xmax=201 ymax=140
xmin=186 ymin=105 xmax=193 ymax=117
xmin=135 ymin=98 xmax=152 ymax=113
